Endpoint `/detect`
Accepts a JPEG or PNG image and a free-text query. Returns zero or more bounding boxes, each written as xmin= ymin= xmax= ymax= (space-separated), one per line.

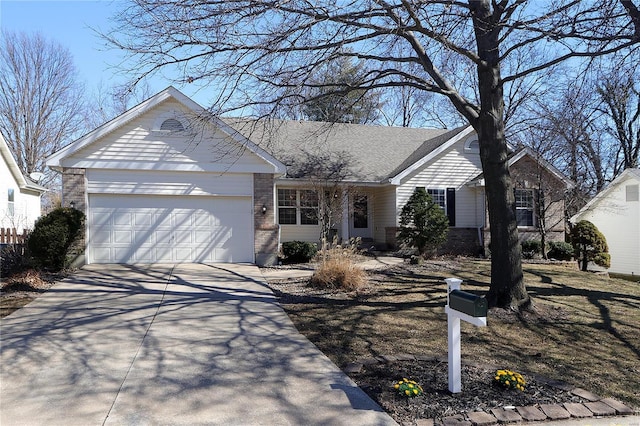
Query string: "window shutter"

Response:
xmin=446 ymin=188 xmax=456 ymax=226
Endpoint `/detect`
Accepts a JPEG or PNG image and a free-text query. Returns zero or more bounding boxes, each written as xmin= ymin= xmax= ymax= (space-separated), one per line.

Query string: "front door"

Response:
xmin=349 ymin=193 xmax=372 ymax=239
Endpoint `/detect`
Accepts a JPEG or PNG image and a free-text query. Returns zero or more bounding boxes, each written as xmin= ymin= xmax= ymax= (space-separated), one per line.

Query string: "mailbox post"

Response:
xmin=445 ymin=278 xmax=487 ymax=393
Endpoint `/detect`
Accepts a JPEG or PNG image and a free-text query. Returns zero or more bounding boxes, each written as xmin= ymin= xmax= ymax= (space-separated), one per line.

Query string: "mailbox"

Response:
xmin=449 ymin=290 xmax=488 ymax=317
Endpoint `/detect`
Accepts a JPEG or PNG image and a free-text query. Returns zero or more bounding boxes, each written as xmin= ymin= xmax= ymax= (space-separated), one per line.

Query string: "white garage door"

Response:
xmin=88 ymin=195 xmax=253 ymax=264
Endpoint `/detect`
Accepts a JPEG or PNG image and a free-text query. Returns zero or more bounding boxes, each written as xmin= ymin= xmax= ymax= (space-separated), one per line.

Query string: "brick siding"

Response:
xmin=254 ymin=173 xmax=279 ymax=265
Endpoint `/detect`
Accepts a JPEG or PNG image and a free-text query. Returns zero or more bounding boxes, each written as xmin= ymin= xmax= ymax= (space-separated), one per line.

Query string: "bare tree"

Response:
xmin=597 ymin=65 xmax=640 ymax=174
xmin=282 ymin=149 xmax=356 ymax=248
xmin=105 ymin=1 xmax=640 ymax=309
xmin=87 ymin=80 xmax=153 ymax=129
xmin=0 ymin=31 xmax=85 ymax=187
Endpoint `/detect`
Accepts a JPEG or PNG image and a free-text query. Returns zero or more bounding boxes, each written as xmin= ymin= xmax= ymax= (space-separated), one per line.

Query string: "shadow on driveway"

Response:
xmin=1 ymin=264 xmax=396 ymax=426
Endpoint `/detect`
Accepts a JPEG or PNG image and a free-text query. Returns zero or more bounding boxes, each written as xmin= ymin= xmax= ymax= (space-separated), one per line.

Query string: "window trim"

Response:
xmin=515 ymin=188 xmax=535 ymax=227
xmin=277 ymin=188 xmax=319 ymax=226
xmin=426 ymin=188 xmax=446 ymax=210
xmin=464 ymin=137 xmax=480 ymax=153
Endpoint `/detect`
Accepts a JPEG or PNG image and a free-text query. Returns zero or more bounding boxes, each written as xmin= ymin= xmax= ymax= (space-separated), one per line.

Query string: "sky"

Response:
xmin=0 ymin=0 xmax=210 ymax=106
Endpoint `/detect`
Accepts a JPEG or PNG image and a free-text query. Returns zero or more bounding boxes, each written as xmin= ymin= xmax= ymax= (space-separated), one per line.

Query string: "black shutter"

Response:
xmin=446 ymin=188 xmax=456 ymax=226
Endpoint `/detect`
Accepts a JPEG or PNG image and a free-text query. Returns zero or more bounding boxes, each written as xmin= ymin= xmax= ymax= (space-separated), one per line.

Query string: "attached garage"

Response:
xmin=88 ymin=195 xmax=253 ymax=264
xmin=46 ymin=87 xmax=285 ymax=266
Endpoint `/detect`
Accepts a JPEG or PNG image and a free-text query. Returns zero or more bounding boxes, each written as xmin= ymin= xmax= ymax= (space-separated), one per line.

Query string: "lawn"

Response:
xmin=265 ymin=258 xmax=640 ymax=409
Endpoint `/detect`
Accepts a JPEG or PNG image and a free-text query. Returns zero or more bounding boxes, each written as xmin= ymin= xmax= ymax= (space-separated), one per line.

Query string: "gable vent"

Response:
xmin=160 ymin=118 xmax=185 ymax=132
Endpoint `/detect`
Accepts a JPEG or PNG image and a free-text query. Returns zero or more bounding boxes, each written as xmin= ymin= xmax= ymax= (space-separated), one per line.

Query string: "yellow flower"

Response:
xmin=505 ymin=381 xmax=510 ymax=386
xmin=394 ymin=384 xmax=400 ymax=389
xmin=405 ymin=390 xmax=410 ymax=396
xmin=408 ymin=383 xmax=414 ymax=388
xmin=495 ymin=376 xmax=500 ymax=380
xmin=413 ymin=389 xmax=419 ymax=395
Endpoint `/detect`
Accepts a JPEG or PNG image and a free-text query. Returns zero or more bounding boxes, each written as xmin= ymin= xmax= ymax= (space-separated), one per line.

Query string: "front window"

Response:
xmin=515 ymin=189 xmax=535 ymax=227
xmin=300 ymin=190 xmax=319 ymax=225
xmin=277 ymin=189 xmax=318 ymax=225
xmin=7 ymin=188 xmax=15 ymax=217
xmin=427 ymin=189 xmax=446 ymax=210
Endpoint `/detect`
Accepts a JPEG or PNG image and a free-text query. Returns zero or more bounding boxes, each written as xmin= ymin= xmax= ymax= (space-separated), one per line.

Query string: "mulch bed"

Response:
xmin=349 ymin=358 xmax=585 ymax=425
xmin=0 ymin=269 xmax=60 ymax=318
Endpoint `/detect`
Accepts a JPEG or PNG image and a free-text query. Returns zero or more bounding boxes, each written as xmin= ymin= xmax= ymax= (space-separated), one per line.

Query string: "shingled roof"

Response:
xmin=224 ymin=118 xmax=469 ymax=182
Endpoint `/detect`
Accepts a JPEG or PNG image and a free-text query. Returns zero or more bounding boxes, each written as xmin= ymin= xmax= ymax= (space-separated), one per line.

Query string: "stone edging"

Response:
xmin=343 ymin=354 xmax=638 ymax=426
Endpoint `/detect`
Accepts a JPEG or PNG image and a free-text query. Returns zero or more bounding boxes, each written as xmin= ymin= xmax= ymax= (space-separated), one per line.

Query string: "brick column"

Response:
xmin=254 ymin=173 xmax=279 ymax=266
xmin=62 ymin=168 xmax=87 ymax=266
xmin=62 ymin=168 xmax=86 ymax=214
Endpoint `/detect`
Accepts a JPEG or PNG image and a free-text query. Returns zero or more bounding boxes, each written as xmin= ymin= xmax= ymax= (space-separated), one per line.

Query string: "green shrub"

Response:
xmin=28 ymin=207 xmax=85 ymax=271
xmin=521 ymin=240 xmax=542 ymax=259
xmin=397 ymin=187 xmax=449 ymax=258
xmin=547 ymin=241 xmax=574 ymax=261
xmin=571 ymin=220 xmax=610 ymax=271
xmin=281 ymin=240 xmax=318 ymax=263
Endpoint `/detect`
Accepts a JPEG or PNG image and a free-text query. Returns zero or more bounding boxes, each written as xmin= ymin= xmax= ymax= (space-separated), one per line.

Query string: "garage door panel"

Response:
xmin=114 ymin=212 xmax=133 ymax=226
xmin=93 ymin=248 xmax=113 ymax=263
xmin=114 ymin=231 xmax=133 ymax=244
xmin=88 ymin=195 xmax=253 ymax=264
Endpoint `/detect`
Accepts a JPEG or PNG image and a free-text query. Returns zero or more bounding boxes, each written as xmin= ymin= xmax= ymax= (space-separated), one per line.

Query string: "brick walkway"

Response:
xmin=345 ymin=355 xmax=637 ymax=426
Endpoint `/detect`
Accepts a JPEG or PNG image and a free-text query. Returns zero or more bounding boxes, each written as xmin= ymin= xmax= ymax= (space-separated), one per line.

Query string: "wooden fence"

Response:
xmin=0 ymin=228 xmax=28 ymax=245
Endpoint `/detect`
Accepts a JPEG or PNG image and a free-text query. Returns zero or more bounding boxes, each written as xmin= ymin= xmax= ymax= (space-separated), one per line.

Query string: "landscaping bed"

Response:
xmin=264 ymin=259 xmax=640 ymax=423
xmin=0 ymin=269 xmax=59 ymax=318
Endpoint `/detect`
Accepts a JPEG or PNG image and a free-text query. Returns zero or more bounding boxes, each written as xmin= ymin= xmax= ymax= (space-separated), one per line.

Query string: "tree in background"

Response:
xmin=87 ymin=80 xmax=153 ymax=129
xmin=571 ymin=220 xmax=611 ymax=272
xmin=0 ymin=30 xmax=85 ymax=187
xmin=105 ymin=1 xmax=640 ymax=309
xmin=398 ymin=188 xmax=449 ymax=258
xmin=519 ymin=59 xmax=639 ymax=220
xmin=302 ymin=57 xmax=381 ymax=124
xmin=597 ymin=65 xmax=640 ymax=174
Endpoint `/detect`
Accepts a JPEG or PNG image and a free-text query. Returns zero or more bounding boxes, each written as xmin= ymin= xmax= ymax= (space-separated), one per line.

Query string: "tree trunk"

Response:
xmin=471 ymin=1 xmax=529 ymax=309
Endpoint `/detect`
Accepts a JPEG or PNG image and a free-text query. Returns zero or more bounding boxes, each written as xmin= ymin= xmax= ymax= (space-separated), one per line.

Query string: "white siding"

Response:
xmin=87 ymin=169 xmax=253 ymax=197
xmin=280 ymin=225 xmax=322 ymax=244
xmin=0 ymin=161 xmax=41 ymax=230
xmin=576 ymin=177 xmax=640 ymax=276
xmin=62 ymin=100 xmax=274 ymax=173
xmin=372 ymin=185 xmax=397 ymax=243
xmin=397 ymin=140 xmax=483 ymax=227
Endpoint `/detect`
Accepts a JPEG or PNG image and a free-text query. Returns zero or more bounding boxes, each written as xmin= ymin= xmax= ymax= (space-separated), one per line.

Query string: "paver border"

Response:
xmin=343 ymin=354 xmax=639 ymax=426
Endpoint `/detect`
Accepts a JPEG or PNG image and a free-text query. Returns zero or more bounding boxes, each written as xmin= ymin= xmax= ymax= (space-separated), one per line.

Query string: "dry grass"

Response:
xmin=310 ymin=245 xmax=368 ymax=291
xmin=267 ymin=259 xmax=640 ymax=409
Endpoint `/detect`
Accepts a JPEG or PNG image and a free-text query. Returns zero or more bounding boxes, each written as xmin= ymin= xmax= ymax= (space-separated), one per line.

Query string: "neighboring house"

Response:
xmin=0 ymin=132 xmax=46 ymax=230
xmin=46 ymin=87 xmax=572 ymax=266
xmin=571 ymin=168 xmax=640 ymax=276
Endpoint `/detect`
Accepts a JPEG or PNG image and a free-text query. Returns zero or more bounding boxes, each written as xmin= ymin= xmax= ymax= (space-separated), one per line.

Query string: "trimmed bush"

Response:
xmin=281 ymin=240 xmax=318 ymax=263
xmin=521 ymin=240 xmax=542 ymax=259
xmin=27 ymin=207 xmax=85 ymax=271
xmin=547 ymin=241 xmax=574 ymax=261
xmin=571 ymin=220 xmax=610 ymax=271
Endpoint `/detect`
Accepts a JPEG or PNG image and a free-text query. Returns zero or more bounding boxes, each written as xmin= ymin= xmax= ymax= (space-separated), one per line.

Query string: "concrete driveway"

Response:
xmin=0 ymin=264 xmax=397 ymax=426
